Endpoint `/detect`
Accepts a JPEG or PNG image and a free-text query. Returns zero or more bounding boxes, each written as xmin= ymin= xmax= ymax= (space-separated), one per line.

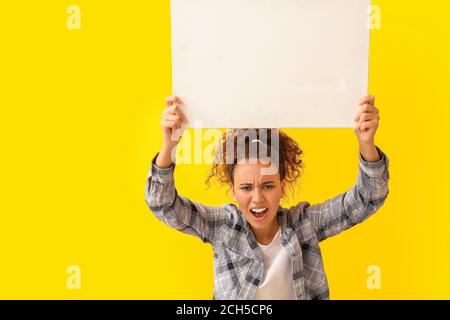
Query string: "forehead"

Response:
xmin=233 ymin=161 xmax=280 ymax=183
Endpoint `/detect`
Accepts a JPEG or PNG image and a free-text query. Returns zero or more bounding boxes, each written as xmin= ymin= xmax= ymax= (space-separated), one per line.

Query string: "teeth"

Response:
xmin=251 ymin=208 xmax=267 ymax=213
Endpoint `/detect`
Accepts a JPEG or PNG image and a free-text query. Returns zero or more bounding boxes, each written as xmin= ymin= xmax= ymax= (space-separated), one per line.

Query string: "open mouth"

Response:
xmin=250 ymin=207 xmax=268 ymax=220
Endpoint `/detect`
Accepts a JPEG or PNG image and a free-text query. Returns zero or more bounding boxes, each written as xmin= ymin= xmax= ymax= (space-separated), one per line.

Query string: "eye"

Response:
xmin=263 ymin=185 xmax=274 ymax=190
xmin=240 ymin=186 xmax=252 ymax=191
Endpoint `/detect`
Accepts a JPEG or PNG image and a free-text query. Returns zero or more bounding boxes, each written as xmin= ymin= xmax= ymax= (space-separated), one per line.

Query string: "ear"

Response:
xmin=281 ymin=181 xmax=286 ymax=198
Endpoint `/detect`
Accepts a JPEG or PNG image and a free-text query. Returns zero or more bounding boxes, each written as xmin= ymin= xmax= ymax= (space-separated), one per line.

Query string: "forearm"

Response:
xmin=359 ymin=141 xmax=381 ymax=163
xmin=145 ymin=153 xmax=230 ymax=244
xmin=155 ymin=145 xmax=175 ymax=168
xmin=305 ymin=147 xmax=390 ymax=241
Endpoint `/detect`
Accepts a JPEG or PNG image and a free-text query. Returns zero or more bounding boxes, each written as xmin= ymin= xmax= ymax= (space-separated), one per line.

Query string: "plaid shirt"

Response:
xmin=145 ymin=147 xmax=390 ymax=300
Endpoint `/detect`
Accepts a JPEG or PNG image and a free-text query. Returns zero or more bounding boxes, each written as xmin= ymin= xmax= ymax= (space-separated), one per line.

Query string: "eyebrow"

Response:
xmin=239 ymin=181 xmax=275 ymax=186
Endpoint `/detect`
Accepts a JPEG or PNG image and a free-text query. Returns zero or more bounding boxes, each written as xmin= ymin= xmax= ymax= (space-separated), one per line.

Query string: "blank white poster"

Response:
xmin=170 ymin=0 xmax=371 ymax=128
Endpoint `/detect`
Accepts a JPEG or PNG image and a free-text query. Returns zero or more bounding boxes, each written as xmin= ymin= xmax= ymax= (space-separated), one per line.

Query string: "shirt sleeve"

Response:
xmin=304 ymin=146 xmax=390 ymax=242
xmin=144 ymin=153 xmax=231 ymax=245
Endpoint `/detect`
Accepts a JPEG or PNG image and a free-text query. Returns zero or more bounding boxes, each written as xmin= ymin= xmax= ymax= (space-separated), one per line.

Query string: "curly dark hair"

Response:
xmin=205 ymin=128 xmax=304 ymax=199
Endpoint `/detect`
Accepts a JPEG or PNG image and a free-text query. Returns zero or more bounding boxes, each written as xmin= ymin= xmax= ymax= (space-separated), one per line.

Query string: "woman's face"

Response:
xmin=231 ymin=160 xmax=285 ymax=233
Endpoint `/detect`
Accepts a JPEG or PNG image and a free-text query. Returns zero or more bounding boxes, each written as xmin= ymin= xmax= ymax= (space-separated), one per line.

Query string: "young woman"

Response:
xmin=145 ymin=95 xmax=390 ymax=300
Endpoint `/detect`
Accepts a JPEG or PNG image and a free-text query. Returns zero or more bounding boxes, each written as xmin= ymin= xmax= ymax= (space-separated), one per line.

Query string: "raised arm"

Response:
xmin=145 ymin=96 xmax=231 ymax=245
xmin=304 ymin=95 xmax=390 ymax=242
xmin=304 ymin=147 xmax=389 ymax=242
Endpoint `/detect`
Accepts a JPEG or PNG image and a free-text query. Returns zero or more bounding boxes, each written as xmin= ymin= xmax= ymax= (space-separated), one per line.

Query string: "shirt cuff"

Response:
xmin=359 ymin=146 xmax=389 ymax=178
xmin=147 ymin=152 xmax=176 ymax=184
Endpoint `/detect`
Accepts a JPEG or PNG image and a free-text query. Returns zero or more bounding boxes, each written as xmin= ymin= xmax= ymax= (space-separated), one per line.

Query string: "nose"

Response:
xmin=251 ymin=186 xmax=265 ymax=204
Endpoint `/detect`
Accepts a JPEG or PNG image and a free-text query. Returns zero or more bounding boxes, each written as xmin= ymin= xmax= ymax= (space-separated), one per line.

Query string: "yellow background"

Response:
xmin=1 ymin=0 xmax=449 ymax=299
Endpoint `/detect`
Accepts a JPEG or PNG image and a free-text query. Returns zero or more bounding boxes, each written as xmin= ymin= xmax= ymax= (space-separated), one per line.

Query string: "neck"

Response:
xmin=252 ymin=221 xmax=280 ymax=245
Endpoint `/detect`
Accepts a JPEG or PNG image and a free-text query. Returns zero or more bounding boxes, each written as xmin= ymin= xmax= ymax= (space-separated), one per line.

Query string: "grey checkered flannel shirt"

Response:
xmin=145 ymin=147 xmax=390 ymax=300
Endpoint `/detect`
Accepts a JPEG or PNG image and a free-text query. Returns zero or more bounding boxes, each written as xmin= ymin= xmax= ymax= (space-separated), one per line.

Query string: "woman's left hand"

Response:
xmin=353 ymin=95 xmax=379 ymax=145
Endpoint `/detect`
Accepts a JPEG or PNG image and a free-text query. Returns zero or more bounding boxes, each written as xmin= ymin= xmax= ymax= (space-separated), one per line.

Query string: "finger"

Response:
xmin=355 ymin=113 xmax=378 ymax=130
xmin=361 ymin=103 xmax=377 ymax=113
xmin=174 ymin=106 xmax=188 ymax=122
xmin=161 ymin=119 xmax=176 ymax=128
xmin=359 ymin=95 xmax=376 ymax=106
xmin=166 ymin=96 xmax=183 ymax=107
xmin=166 ymin=96 xmax=176 ymax=107
xmin=358 ymin=96 xmax=371 ymax=106
xmin=354 ymin=104 xmax=378 ymax=121
xmin=360 ymin=121 xmax=371 ymax=132
xmin=161 ymin=119 xmax=180 ymax=130
xmin=175 ymin=96 xmax=183 ymax=105
xmin=359 ymin=95 xmax=375 ymax=104
xmin=354 ymin=108 xmax=362 ymax=122
xmin=167 ymin=104 xmax=188 ymax=122
xmin=166 ymin=104 xmax=179 ymax=115
xmin=171 ymin=117 xmax=182 ymax=129
xmin=359 ymin=112 xmax=378 ymax=123
xmin=353 ymin=107 xmax=366 ymax=122
xmin=166 ymin=96 xmax=182 ymax=107
xmin=358 ymin=111 xmax=379 ymax=125
xmin=163 ymin=104 xmax=180 ymax=116
xmin=164 ymin=114 xmax=182 ymax=124
xmin=360 ymin=119 xmax=379 ymax=132
xmin=170 ymin=119 xmax=182 ymax=130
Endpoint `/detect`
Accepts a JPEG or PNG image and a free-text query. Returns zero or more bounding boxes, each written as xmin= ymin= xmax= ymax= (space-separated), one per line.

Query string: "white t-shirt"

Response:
xmin=253 ymin=228 xmax=296 ymax=300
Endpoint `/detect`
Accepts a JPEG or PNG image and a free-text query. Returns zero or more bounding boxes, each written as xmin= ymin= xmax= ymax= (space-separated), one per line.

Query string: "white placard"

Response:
xmin=171 ymin=0 xmax=371 ymax=128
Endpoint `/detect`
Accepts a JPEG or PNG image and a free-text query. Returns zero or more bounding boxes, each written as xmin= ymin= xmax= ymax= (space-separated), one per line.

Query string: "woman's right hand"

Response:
xmin=156 ymin=96 xmax=188 ymax=168
xmin=161 ymin=95 xmax=188 ymax=149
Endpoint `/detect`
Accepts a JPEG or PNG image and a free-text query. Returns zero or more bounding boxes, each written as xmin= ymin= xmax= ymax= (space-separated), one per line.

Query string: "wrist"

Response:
xmin=156 ymin=145 xmax=176 ymax=168
xmin=161 ymin=143 xmax=175 ymax=155
xmin=359 ymin=143 xmax=380 ymax=163
xmin=359 ymin=140 xmax=376 ymax=149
